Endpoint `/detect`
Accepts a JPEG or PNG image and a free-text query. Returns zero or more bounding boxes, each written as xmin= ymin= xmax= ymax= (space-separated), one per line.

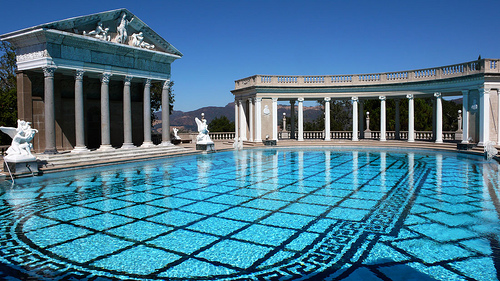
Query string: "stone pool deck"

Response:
xmin=0 ymin=140 xmax=492 ymax=180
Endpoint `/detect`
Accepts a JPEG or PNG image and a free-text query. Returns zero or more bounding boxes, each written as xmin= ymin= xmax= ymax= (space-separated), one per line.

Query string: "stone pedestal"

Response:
xmin=196 ymin=143 xmax=215 ymax=152
xmin=3 ymin=159 xmax=39 ymax=176
xmin=263 ymin=140 xmax=277 ymax=146
xmin=364 ymin=130 xmax=372 ymax=139
xmin=455 ymin=132 xmax=463 ymax=142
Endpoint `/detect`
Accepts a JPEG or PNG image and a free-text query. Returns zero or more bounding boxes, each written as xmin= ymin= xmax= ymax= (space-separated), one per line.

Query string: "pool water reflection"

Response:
xmin=0 ymin=148 xmax=498 ymax=280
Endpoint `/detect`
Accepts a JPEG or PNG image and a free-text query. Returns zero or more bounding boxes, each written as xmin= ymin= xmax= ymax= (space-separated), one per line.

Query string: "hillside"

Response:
xmin=155 ymin=102 xmax=324 ymax=132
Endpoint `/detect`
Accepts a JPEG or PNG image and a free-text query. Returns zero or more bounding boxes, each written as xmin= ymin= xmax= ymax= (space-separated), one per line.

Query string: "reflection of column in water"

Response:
xmin=273 ymin=151 xmax=279 ymax=189
xmin=353 ymin=151 xmax=358 ymax=190
xmin=482 ymin=163 xmax=489 ymax=202
xmin=408 ymin=153 xmax=414 ymax=189
xmin=436 ymin=154 xmax=442 ymax=193
xmin=240 ymin=150 xmax=248 ymax=182
xmin=123 ymin=170 xmax=135 ymax=190
xmin=256 ymin=150 xmax=263 ymax=184
xmin=198 ymin=156 xmax=212 ymax=186
xmin=299 ymin=151 xmax=304 ymax=189
xmin=380 ymin=152 xmax=386 ymax=191
xmin=325 ymin=151 xmax=331 ymax=185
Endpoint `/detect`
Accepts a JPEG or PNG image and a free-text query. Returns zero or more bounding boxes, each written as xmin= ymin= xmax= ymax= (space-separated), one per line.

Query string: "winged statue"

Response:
xmin=0 ymin=119 xmax=38 ymax=161
xmin=195 ymin=114 xmax=213 ymax=145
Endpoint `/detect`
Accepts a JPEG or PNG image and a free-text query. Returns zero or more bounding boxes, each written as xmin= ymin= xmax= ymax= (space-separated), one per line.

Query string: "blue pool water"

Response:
xmin=0 ymin=147 xmax=499 ymax=280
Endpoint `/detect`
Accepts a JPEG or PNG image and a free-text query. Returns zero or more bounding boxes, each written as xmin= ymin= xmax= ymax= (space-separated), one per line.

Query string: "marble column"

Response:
xmin=234 ymin=99 xmax=240 ymax=142
xmin=395 ymin=99 xmax=400 ymax=140
xmin=359 ymin=100 xmax=364 ymax=138
xmin=434 ymin=92 xmax=443 ymax=143
xmin=379 ymin=96 xmax=387 ymax=141
xmin=272 ymin=98 xmax=278 ymax=140
xmin=43 ymin=66 xmax=57 ymax=154
xmin=98 ymin=73 xmax=113 ymax=151
xmin=461 ymin=90 xmax=469 ymax=144
xmin=324 ymin=97 xmax=331 ymax=141
xmin=479 ymin=87 xmax=491 ymax=146
xmin=497 ymin=90 xmax=500 ymax=145
xmin=72 ymin=69 xmax=89 ymax=153
xmin=161 ymin=80 xmax=172 ymax=146
xmin=239 ymin=99 xmax=247 ymax=141
xmin=432 ymin=98 xmax=437 ymax=141
xmin=352 ymin=97 xmax=359 ymax=141
xmin=255 ymin=98 xmax=262 ymax=142
xmin=122 ymin=76 xmax=135 ymax=149
xmin=290 ymin=100 xmax=296 ymax=139
xmin=407 ymin=94 xmax=415 ymax=142
xmin=248 ymin=98 xmax=254 ymax=142
xmin=141 ymin=79 xmax=154 ymax=147
xmin=298 ymin=98 xmax=304 ymax=141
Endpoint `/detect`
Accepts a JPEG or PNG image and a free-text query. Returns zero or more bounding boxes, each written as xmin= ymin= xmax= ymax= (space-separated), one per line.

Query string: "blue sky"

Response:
xmin=1 ymin=0 xmax=499 ymax=111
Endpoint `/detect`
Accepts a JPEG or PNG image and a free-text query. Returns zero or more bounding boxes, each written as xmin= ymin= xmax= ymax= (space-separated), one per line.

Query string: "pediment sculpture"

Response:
xmin=82 ymin=12 xmax=155 ymax=50
xmin=0 ymin=120 xmax=38 ymax=162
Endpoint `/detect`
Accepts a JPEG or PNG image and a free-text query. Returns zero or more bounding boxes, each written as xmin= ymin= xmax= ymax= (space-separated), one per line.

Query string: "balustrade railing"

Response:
xmin=235 ymin=59 xmax=500 ymax=90
xmin=209 ymin=132 xmax=235 ymax=140
xmin=277 ymin=131 xmax=457 ymax=141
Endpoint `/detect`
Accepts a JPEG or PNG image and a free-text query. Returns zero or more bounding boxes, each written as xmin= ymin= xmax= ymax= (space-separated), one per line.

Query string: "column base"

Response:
xmin=71 ymin=146 xmax=90 ymax=153
xmin=298 ymin=139 xmax=304 ymax=142
xmin=161 ymin=141 xmax=173 ymax=146
xmin=380 ymin=139 xmax=387 ymax=142
xmin=140 ymin=141 xmax=156 ymax=148
xmin=324 ymin=138 xmax=331 ymax=141
xmin=121 ymin=143 xmax=136 ymax=149
xmin=43 ymin=149 xmax=58 ymax=155
xmin=408 ymin=139 xmax=415 ymax=143
xmin=435 ymin=140 xmax=443 ymax=144
xmin=352 ymin=138 xmax=359 ymax=141
xmin=97 ymin=144 xmax=115 ymax=151
xmin=461 ymin=140 xmax=469 ymax=144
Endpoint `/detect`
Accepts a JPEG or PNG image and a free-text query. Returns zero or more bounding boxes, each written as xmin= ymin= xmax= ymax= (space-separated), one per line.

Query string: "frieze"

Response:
xmin=16 ymin=50 xmax=49 ymax=62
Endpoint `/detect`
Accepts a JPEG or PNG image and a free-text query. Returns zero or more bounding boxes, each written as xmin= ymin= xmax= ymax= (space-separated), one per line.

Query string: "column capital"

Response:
xmin=248 ymin=97 xmax=254 ymax=103
xmin=255 ymin=97 xmax=262 ymax=102
xmin=100 ymin=72 xmax=112 ymax=84
xmin=434 ymin=92 xmax=442 ymax=98
xmin=298 ymin=97 xmax=304 ymax=102
xmin=351 ymin=96 xmax=358 ymax=102
xmin=124 ymin=75 xmax=133 ymax=86
xmin=272 ymin=97 xmax=278 ymax=102
xmin=75 ymin=69 xmax=84 ymax=80
xmin=479 ymin=87 xmax=491 ymax=95
xmin=406 ymin=94 xmax=414 ymax=100
xmin=462 ymin=90 xmax=470 ymax=95
xmin=324 ymin=97 xmax=331 ymax=102
xmin=42 ymin=66 xmax=57 ymax=77
xmin=144 ymin=78 xmax=152 ymax=87
xmin=379 ymin=96 xmax=386 ymax=101
xmin=162 ymin=79 xmax=171 ymax=89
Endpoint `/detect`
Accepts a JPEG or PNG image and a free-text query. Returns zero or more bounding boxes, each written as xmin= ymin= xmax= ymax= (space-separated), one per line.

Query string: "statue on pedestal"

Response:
xmin=0 ymin=120 xmax=38 ymax=162
xmin=195 ymin=113 xmax=214 ymax=152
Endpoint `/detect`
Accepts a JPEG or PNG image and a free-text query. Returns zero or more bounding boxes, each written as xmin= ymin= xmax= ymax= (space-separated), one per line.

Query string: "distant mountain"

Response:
xmin=155 ymin=102 xmax=324 ymax=132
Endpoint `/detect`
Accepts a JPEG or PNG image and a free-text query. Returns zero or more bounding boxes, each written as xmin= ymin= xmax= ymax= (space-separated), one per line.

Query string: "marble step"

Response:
xmin=37 ymin=145 xmax=189 ymax=167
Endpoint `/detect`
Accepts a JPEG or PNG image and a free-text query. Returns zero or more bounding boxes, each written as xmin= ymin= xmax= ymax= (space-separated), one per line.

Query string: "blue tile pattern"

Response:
xmin=0 ymin=148 xmax=499 ymax=280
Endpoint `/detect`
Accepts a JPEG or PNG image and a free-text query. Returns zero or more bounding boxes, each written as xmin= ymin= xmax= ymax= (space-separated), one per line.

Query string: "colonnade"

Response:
xmin=42 ymin=66 xmax=172 ymax=154
xmin=234 ymin=87 xmax=498 ymax=146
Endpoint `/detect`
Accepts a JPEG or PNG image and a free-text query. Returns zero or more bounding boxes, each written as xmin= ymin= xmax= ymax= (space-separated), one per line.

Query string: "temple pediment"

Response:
xmin=1 ymin=8 xmax=182 ymax=57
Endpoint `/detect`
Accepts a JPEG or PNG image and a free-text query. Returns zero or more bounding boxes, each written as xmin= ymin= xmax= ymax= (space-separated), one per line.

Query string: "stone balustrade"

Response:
xmin=235 ymin=59 xmax=498 ymax=90
xmin=277 ymin=131 xmax=458 ymax=141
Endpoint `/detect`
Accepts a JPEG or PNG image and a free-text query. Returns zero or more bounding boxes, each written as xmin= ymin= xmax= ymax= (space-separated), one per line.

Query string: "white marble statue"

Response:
xmin=0 ymin=120 xmax=38 ymax=162
xmin=484 ymin=141 xmax=498 ymax=160
xmin=195 ymin=115 xmax=214 ymax=145
xmin=172 ymin=128 xmax=181 ymax=140
xmin=115 ymin=13 xmax=131 ymax=44
xmin=83 ymin=21 xmax=110 ymax=41
xmin=130 ymin=32 xmax=155 ymax=49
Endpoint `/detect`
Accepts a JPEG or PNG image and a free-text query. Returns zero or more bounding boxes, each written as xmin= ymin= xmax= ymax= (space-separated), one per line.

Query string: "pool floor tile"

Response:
xmin=232 ymin=224 xmax=296 ymax=246
xmin=24 ymin=224 xmax=93 ymax=248
xmin=187 ymin=217 xmax=248 ymax=236
xmin=106 ymin=221 xmax=173 ymax=241
xmin=149 ymin=229 xmax=218 ymax=254
xmin=259 ymin=212 xmax=315 ymax=229
xmin=147 ymin=210 xmax=205 ymax=227
xmin=92 ymin=245 xmax=181 ymax=275
xmin=196 ymin=240 xmax=273 ymax=269
xmin=159 ymin=258 xmax=237 ymax=278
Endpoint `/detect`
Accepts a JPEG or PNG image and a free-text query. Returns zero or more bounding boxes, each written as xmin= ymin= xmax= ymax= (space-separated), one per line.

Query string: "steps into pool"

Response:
xmin=36 ymin=145 xmax=190 ymax=172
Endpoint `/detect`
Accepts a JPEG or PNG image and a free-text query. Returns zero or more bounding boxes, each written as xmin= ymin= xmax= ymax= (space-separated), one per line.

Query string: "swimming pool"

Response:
xmin=0 ymin=147 xmax=498 ymax=280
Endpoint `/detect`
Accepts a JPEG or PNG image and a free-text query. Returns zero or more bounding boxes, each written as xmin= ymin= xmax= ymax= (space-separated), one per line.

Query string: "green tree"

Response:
xmin=0 ymin=42 xmax=17 ymax=145
xmin=208 ymin=116 xmax=235 ymax=132
xmin=150 ymin=80 xmax=175 ymax=122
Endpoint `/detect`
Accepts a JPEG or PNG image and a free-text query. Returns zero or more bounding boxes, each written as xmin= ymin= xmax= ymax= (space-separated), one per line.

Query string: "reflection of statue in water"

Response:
xmin=195 ymin=114 xmax=214 ymax=145
xmin=115 ymin=13 xmax=131 ymax=44
xmin=0 ymin=120 xmax=38 ymax=161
